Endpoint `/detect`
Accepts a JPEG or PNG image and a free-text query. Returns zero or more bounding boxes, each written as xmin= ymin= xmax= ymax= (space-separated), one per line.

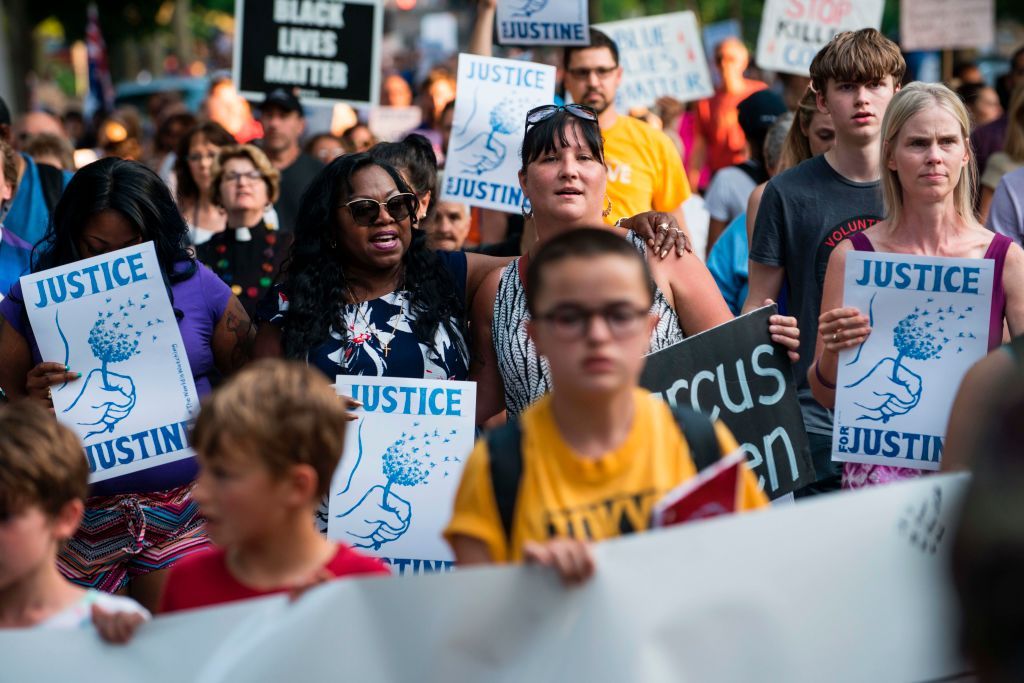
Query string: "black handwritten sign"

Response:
xmin=233 ymin=0 xmax=381 ymax=106
xmin=641 ymin=305 xmax=815 ymax=498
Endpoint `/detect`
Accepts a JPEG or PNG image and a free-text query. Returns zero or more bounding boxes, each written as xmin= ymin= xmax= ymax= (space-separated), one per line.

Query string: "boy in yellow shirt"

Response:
xmin=446 ymin=228 xmax=767 ymax=583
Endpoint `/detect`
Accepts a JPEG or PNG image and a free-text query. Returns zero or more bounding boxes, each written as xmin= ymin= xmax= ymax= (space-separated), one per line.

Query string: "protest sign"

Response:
xmin=496 ymin=0 xmax=589 ymax=46
xmin=2 ymin=474 xmax=969 ymax=683
xmin=440 ymin=54 xmax=555 ymax=214
xmin=755 ymin=0 xmax=884 ymax=77
xmin=329 ymin=376 xmax=477 ymax=575
xmin=900 ymin=0 xmax=995 ymax=51
xmin=232 ymin=0 xmax=383 ymax=107
xmin=641 ymin=305 xmax=814 ymax=498
xmin=833 ymin=252 xmax=993 ymax=471
xmin=594 ymin=12 xmax=713 ymax=110
xmin=19 ymin=243 xmax=198 ymax=483
xmin=367 ymin=106 xmax=423 ymax=142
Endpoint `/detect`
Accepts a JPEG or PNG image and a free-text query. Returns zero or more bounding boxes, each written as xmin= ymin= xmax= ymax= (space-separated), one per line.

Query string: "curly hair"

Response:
xmin=31 ymin=157 xmax=196 ymax=314
xmin=279 ymin=153 xmax=466 ymax=362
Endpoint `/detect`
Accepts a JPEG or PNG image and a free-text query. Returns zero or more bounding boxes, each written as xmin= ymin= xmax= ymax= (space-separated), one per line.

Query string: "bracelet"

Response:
xmin=614 ymin=217 xmax=626 ymax=229
xmin=814 ymin=360 xmax=836 ymax=390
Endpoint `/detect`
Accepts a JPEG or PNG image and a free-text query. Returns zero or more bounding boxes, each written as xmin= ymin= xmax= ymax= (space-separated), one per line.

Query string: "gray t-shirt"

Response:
xmin=749 ymin=154 xmax=883 ymax=435
xmin=705 ymin=166 xmax=758 ymax=223
xmin=988 ymin=166 xmax=1024 ymax=245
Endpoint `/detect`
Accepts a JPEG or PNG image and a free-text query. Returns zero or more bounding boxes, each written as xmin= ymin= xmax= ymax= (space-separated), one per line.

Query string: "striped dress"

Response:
xmin=494 ymin=231 xmax=685 ymax=416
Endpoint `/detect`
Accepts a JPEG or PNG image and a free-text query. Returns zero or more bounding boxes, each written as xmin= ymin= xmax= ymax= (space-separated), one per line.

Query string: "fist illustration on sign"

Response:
xmin=847 ymin=357 xmax=922 ymax=423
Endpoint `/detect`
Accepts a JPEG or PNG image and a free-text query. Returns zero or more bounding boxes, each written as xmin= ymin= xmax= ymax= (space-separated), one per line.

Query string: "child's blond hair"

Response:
xmin=191 ymin=359 xmax=348 ymax=497
xmin=0 ymin=401 xmax=88 ymax=518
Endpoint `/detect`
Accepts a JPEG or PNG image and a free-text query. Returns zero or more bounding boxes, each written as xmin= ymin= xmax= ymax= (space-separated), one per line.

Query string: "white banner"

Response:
xmin=756 ymin=0 xmax=884 ymax=77
xmin=496 ymin=0 xmax=589 ymax=46
xmin=595 ymin=12 xmax=713 ymax=110
xmin=329 ymin=376 xmax=477 ymax=575
xmin=367 ymin=106 xmax=422 ymax=142
xmin=19 ymin=243 xmax=198 ymax=483
xmin=834 ymin=252 xmax=993 ymax=470
xmin=900 ymin=0 xmax=995 ymax=51
xmin=441 ymin=54 xmax=555 ymax=214
xmin=0 ymin=474 xmax=970 ymax=682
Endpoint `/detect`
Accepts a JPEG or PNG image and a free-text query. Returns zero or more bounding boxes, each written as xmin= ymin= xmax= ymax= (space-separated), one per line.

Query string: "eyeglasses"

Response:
xmin=566 ymin=66 xmax=618 ymax=81
xmin=342 ymin=193 xmax=417 ymax=226
xmin=524 ymin=104 xmax=598 ymax=134
xmin=534 ymin=303 xmax=650 ymax=341
xmin=223 ymin=170 xmax=263 ymax=184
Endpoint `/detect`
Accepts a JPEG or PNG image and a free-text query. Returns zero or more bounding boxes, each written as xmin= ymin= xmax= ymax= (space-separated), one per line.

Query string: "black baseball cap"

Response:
xmin=260 ymin=88 xmax=304 ymax=116
xmin=0 ymin=96 xmax=10 ymax=127
xmin=737 ymin=89 xmax=787 ymax=139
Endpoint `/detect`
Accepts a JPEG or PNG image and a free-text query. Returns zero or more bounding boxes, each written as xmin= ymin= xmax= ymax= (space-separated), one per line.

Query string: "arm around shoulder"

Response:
xmin=652 ymin=250 xmax=733 ymax=335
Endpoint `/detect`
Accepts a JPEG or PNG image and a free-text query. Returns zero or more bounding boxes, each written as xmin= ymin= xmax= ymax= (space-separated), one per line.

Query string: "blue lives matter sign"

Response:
xmin=330 ymin=376 xmax=477 ymax=576
xmin=640 ymin=305 xmax=814 ymax=499
xmin=20 ymin=243 xmax=199 ymax=483
xmin=833 ymin=251 xmax=994 ymax=471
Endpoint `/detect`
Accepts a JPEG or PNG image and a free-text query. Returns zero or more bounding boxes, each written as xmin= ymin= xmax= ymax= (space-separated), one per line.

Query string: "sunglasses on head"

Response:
xmin=524 ymin=104 xmax=598 ymax=134
xmin=342 ymin=193 xmax=417 ymax=226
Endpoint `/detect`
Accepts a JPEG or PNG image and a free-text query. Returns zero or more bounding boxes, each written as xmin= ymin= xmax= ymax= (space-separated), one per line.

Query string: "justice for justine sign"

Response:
xmin=20 ymin=243 xmax=198 ymax=483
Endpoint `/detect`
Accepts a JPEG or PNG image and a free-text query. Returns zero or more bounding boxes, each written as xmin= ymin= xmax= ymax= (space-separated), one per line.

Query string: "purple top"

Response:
xmin=0 ymin=261 xmax=231 ymax=496
xmin=849 ymin=231 xmax=1010 ymax=351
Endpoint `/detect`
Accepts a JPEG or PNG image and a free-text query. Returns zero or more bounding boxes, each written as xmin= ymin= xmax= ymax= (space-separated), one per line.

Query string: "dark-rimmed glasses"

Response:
xmin=342 ymin=193 xmax=417 ymax=226
xmin=534 ymin=303 xmax=650 ymax=341
xmin=525 ymin=104 xmax=598 ymax=135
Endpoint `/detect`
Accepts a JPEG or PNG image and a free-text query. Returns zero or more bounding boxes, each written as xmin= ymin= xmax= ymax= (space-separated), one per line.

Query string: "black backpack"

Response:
xmin=485 ymin=405 xmax=721 ymax=543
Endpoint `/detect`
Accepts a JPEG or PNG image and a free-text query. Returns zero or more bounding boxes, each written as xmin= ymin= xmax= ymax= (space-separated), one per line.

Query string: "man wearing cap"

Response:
xmin=562 ymin=29 xmax=691 ymax=232
xmin=0 ymin=97 xmax=72 ymax=248
xmin=259 ymin=88 xmax=323 ymax=234
xmin=704 ymin=89 xmax=787 ymax=253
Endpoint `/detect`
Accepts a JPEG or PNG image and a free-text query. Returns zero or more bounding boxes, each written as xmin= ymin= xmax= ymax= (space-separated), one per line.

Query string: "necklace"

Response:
xmin=346 ymin=287 xmax=401 ymax=358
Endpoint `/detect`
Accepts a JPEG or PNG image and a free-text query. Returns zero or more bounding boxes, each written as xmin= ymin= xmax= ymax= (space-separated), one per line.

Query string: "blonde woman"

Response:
xmin=808 ymin=82 xmax=1024 ymax=489
xmin=979 ymin=84 xmax=1024 ymax=223
xmin=196 ymin=145 xmax=285 ymax=316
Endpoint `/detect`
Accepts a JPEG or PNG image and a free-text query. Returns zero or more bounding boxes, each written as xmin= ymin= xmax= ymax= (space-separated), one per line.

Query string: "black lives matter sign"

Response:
xmin=234 ymin=0 xmax=381 ymax=106
xmin=641 ymin=305 xmax=815 ymax=499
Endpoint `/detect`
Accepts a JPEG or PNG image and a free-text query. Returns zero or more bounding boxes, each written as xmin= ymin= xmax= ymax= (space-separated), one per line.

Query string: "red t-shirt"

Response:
xmin=696 ymin=79 xmax=768 ymax=178
xmin=160 ymin=544 xmax=389 ymax=613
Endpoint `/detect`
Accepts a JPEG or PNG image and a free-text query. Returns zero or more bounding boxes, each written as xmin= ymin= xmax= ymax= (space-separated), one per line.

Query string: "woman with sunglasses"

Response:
xmin=471 ymin=105 xmax=801 ymax=420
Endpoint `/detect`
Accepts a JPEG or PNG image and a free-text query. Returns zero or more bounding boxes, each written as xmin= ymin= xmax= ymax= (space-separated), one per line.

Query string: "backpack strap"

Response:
xmin=486 ymin=420 xmax=524 ymax=546
xmin=671 ymin=405 xmax=719 ymax=472
xmin=36 ymin=163 xmax=65 ymax=216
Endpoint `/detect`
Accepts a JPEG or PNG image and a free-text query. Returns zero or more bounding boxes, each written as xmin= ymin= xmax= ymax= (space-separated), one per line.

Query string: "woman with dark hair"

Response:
xmin=369 ymin=134 xmax=439 ymax=229
xmin=173 ymin=121 xmax=236 ymax=246
xmin=470 ymin=105 xmax=801 ymax=420
xmin=0 ymin=157 xmax=254 ymax=609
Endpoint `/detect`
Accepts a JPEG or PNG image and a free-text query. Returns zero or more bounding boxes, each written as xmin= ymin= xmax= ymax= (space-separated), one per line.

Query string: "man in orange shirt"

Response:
xmin=689 ymin=38 xmax=767 ymax=191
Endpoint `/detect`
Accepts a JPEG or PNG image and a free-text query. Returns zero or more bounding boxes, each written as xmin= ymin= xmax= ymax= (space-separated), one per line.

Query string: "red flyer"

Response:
xmin=653 ymin=449 xmax=745 ymax=527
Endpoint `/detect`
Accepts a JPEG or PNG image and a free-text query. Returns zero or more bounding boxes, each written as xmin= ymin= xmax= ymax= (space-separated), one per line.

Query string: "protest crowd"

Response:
xmin=2 ymin=0 xmax=1024 ymax=680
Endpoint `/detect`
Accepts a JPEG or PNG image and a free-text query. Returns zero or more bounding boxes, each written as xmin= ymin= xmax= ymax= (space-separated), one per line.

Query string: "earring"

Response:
xmin=521 ymin=203 xmax=533 ymax=219
xmin=601 ymin=197 xmax=613 ymax=218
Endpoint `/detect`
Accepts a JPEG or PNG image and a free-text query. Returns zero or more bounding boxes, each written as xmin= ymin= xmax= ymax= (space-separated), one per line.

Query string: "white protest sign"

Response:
xmin=441 ymin=54 xmax=555 ymax=214
xmin=329 ymin=376 xmax=476 ymax=575
xmin=594 ymin=12 xmax=713 ymax=110
xmin=496 ymin=0 xmax=589 ymax=46
xmin=900 ymin=0 xmax=995 ymax=51
xmin=19 ymin=243 xmax=198 ymax=483
xmin=1 ymin=474 xmax=969 ymax=682
xmin=756 ymin=0 xmax=884 ymax=77
xmin=834 ymin=252 xmax=993 ymax=471
xmin=367 ymin=106 xmax=422 ymax=142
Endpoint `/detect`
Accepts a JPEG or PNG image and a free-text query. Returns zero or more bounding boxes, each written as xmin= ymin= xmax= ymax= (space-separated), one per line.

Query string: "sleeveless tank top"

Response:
xmin=842 ymin=231 xmax=1012 ymax=491
xmin=493 ymin=231 xmax=685 ymax=416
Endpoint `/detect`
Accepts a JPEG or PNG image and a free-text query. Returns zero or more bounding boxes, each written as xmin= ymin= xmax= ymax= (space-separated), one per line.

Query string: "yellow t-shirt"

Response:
xmin=601 ymin=115 xmax=691 ymax=226
xmin=444 ymin=390 xmax=768 ymax=562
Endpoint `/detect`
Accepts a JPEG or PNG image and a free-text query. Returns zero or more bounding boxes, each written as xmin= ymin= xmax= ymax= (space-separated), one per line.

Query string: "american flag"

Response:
xmin=84 ymin=3 xmax=115 ymax=119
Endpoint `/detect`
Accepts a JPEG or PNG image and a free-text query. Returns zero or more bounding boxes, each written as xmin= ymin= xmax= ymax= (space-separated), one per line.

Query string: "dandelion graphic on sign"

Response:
xmin=845 ymin=304 xmax=970 ymax=423
xmin=334 ymin=421 xmax=461 ymax=551
xmin=511 ymin=0 xmax=549 ymax=17
xmin=457 ymin=94 xmax=531 ymax=175
xmin=61 ymin=297 xmax=169 ymax=438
